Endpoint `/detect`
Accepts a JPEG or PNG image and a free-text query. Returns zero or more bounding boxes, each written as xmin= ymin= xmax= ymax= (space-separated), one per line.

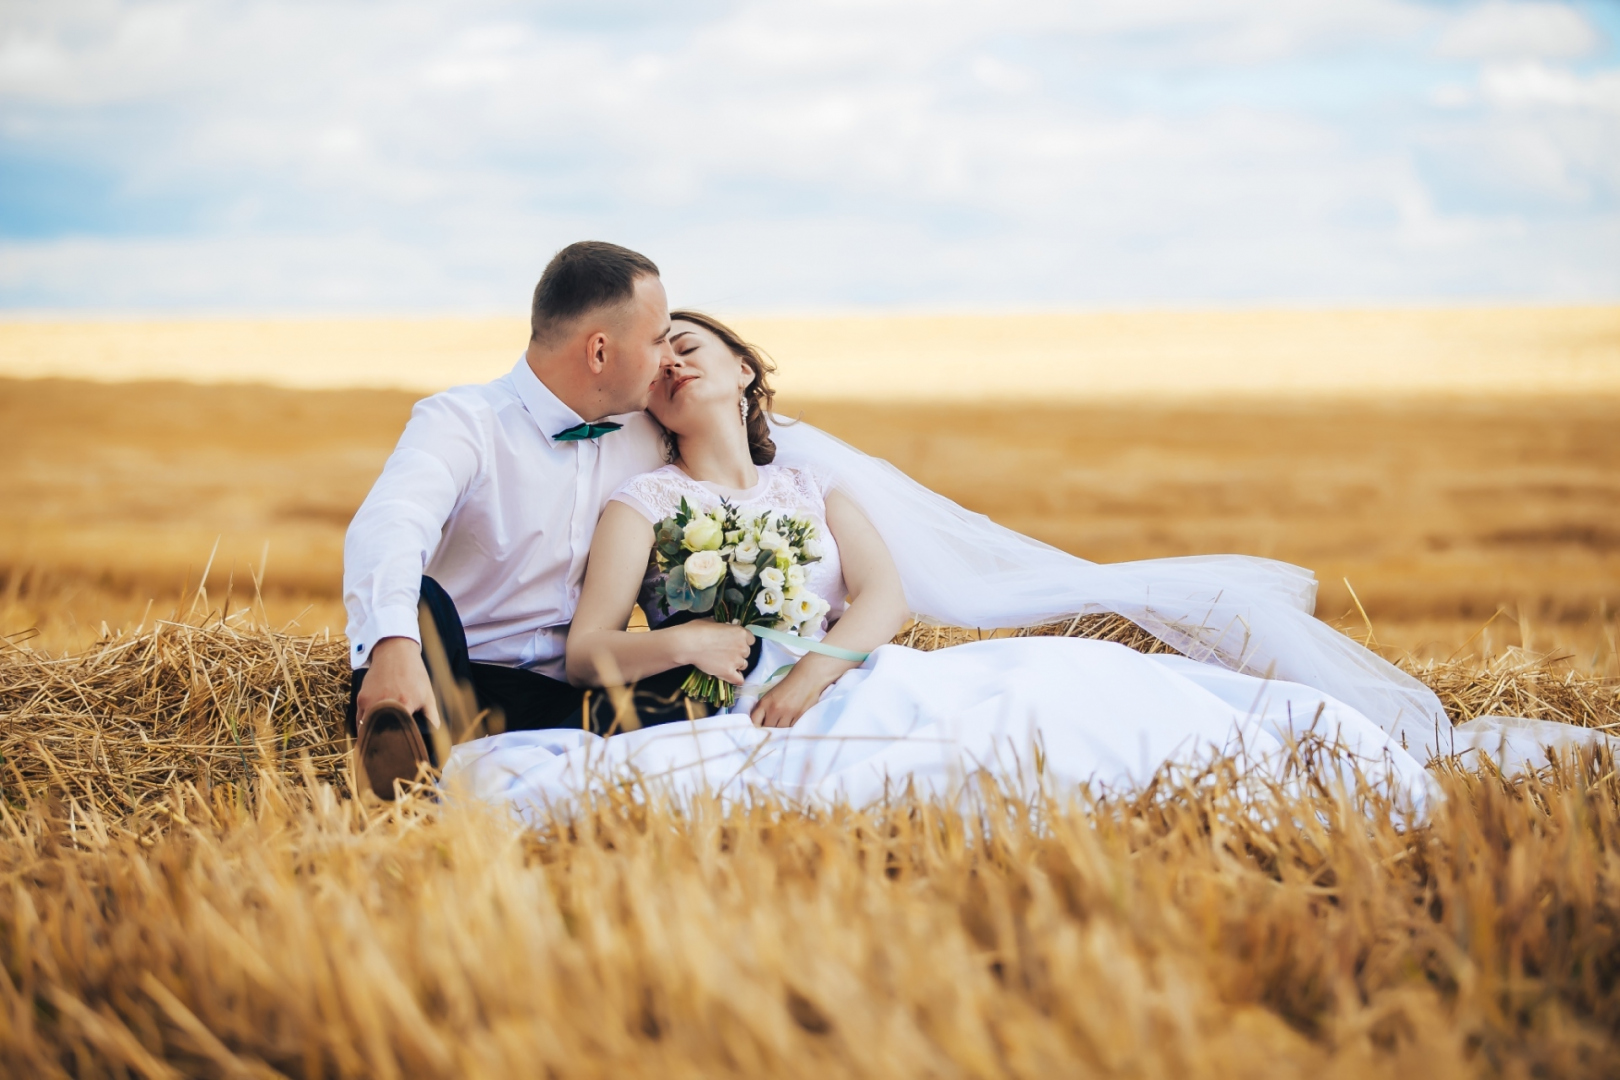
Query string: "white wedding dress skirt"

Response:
xmin=444 ymin=637 xmax=1440 ymax=819
xmin=443 ymin=425 xmax=1612 ymax=820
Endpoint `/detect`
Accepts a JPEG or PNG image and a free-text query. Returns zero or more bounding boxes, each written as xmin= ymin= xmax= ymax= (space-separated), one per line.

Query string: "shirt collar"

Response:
xmin=510 ymin=354 xmax=587 ymax=448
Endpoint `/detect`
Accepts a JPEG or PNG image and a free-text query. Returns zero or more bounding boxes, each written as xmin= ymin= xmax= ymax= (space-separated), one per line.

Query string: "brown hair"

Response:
xmin=530 ymin=241 xmax=659 ymax=345
xmin=668 ymin=310 xmax=778 ymax=465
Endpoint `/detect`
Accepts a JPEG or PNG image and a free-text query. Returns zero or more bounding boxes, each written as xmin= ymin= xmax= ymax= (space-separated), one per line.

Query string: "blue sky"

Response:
xmin=1 ymin=0 xmax=1617 ymax=311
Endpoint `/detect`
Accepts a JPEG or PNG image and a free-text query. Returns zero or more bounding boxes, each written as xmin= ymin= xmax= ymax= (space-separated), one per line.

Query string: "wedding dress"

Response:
xmin=445 ymin=455 xmax=1447 ymax=816
xmin=755 ymin=420 xmax=1614 ymax=775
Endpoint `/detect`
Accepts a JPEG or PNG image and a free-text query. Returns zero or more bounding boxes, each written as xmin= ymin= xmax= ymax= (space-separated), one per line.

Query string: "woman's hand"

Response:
xmin=747 ymin=489 xmax=909 ymax=730
xmin=750 ymin=656 xmax=840 ymax=729
xmin=676 ymin=621 xmax=756 ymax=685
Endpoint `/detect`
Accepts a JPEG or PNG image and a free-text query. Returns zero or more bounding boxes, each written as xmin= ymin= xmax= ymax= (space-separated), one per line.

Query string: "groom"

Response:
xmin=344 ymin=240 xmax=705 ymax=797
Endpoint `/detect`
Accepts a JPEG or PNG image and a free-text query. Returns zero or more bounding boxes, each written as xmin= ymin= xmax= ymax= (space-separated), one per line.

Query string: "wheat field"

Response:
xmin=3 ymin=376 xmax=1616 ymax=666
xmin=7 ymin=739 xmax=1620 ymax=1079
xmin=4 ymin=307 xmax=1616 ymax=399
xmin=3 ymin=311 xmax=1620 ymax=1075
xmin=2 ymin=615 xmax=1618 ymax=1078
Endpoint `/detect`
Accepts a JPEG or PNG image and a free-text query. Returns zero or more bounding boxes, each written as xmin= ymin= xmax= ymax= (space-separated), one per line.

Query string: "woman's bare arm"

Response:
xmin=567 ymin=501 xmax=754 ymax=689
xmin=750 ymin=489 xmax=909 ymax=728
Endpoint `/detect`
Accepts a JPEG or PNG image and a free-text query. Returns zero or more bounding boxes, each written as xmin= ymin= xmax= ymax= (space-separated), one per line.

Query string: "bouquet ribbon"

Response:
xmin=745 ymin=625 xmax=871 ymax=663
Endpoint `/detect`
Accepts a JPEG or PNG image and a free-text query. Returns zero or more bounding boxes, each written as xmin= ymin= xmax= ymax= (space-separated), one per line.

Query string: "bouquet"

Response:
xmin=651 ymin=497 xmax=830 ymax=707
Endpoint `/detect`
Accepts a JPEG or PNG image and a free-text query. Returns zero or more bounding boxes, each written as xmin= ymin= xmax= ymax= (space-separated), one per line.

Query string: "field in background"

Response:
xmin=3 ymin=306 xmax=1617 ymax=399
xmin=3 ymin=376 xmax=1616 ymax=667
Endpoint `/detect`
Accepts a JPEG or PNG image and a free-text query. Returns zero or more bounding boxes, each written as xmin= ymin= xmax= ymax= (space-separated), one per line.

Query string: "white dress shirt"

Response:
xmin=343 ymin=356 xmax=666 ymax=679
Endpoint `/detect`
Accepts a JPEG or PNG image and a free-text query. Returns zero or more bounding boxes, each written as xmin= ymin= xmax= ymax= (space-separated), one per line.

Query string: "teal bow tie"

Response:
xmin=552 ymin=421 xmax=623 ymax=442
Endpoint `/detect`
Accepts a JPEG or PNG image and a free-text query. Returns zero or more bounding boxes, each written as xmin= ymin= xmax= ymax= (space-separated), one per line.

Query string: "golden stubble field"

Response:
xmin=2 ymin=377 xmax=1617 ymax=669
xmin=5 ymin=311 xmax=1620 ymax=1077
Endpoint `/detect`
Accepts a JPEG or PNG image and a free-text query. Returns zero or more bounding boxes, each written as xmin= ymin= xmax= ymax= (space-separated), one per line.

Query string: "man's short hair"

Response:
xmin=530 ymin=241 xmax=660 ymax=344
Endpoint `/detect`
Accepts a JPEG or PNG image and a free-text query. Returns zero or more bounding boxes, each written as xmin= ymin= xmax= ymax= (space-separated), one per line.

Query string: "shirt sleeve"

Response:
xmin=342 ymin=392 xmax=485 ymax=669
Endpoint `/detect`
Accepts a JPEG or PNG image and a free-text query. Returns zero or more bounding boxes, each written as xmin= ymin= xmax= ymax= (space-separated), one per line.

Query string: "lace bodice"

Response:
xmin=610 ymin=463 xmax=848 ymax=636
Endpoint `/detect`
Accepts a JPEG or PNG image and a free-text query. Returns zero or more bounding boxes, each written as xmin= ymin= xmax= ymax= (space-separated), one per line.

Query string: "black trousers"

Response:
xmin=347 ymin=577 xmax=724 ymax=760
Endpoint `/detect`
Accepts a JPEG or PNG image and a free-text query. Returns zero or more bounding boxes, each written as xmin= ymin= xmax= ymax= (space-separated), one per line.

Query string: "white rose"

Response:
xmin=758 ymin=529 xmax=786 ymax=553
xmin=682 ymin=515 xmax=723 ymax=552
xmin=755 ymin=587 xmax=784 ymax=616
xmin=683 ymin=550 xmax=726 ymax=590
xmin=804 ymin=536 xmax=825 ymax=560
xmin=785 ymin=564 xmax=806 ymax=588
xmin=732 ymin=537 xmax=760 ymax=565
xmin=729 ymin=559 xmax=757 ymax=586
xmin=758 ymin=566 xmax=785 ymax=591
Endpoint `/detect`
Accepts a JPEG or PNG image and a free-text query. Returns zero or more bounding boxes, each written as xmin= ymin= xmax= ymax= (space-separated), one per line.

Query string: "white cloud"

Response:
xmin=1481 ymin=61 xmax=1620 ymax=110
xmin=0 ymin=0 xmax=1616 ymax=309
xmin=1437 ymin=1 xmax=1599 ymax=60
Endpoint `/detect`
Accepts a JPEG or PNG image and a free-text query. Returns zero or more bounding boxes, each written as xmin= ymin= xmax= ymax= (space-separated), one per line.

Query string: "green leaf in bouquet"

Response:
xmin=663 ymin=563 xmax=698 ymax=612
xmin=654 ymin=517 xmax=685 ymax=555
xmin=691 ymin=582 xmax=719 ymax=614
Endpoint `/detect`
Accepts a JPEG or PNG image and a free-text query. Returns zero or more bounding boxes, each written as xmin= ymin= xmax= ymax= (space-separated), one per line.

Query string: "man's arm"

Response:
xmin=344 ymin=394 xmax=483 ymax=728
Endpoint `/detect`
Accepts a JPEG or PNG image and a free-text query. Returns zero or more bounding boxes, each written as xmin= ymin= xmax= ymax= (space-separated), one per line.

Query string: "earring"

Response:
xmin=740 ymin=395 xmax=749 ymax=425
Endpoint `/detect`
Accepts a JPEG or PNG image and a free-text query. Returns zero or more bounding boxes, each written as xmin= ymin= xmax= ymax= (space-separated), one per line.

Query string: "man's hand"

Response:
xmin=356 ymin=636 xmax=441 ymax=730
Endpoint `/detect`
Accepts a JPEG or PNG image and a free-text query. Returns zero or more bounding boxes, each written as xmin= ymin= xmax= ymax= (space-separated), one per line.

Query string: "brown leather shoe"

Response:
xmin=356 ymin=700 xmax=431 ymax=801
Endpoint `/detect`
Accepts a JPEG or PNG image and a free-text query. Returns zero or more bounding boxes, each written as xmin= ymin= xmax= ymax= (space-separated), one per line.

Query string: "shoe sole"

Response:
xmin=357 ymin=701 xmax=430 ymax=801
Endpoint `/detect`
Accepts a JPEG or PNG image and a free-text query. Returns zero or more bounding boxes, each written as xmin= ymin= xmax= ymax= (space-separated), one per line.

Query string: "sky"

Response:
xmin=1 ymin=0 xmax=1617 ymax=312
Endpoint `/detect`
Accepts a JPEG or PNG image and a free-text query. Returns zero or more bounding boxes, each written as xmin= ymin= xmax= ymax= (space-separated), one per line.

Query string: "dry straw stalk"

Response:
xmin=3 ymin=748 xmax=1620 ymax=1076
xmin=2 ymin=613 xmax=1620 ymax=1076
xmin=2 ymin=612 xmax=1615 ymax=822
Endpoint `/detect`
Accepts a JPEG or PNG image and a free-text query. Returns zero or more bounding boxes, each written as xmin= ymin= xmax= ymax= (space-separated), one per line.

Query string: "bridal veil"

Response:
xmin=769 ymin=416 xmax=1453 ymax=759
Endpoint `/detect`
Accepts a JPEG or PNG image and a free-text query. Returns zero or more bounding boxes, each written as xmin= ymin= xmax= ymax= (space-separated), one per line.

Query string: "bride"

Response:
xmin=444 ymin=312 xmax=1569 ymax=814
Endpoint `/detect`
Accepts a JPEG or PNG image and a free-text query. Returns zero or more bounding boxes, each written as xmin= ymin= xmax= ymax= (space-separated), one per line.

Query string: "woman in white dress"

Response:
xmin=446 ymin=312 xmax=1457 ymax=815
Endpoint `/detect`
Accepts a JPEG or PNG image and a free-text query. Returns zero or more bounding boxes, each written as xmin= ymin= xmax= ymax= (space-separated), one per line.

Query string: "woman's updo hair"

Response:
xmin=668 ymin=309 xmax=778 ymax=465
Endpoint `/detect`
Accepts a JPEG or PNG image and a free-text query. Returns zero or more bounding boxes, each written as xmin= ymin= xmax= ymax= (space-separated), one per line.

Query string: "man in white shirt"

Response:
xmin=345 ymin=241 xmax=739 ymax=796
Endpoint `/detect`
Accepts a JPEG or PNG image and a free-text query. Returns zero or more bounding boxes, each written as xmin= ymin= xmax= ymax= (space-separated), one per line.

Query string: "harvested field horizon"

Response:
xmin=3 ymin=306 xmax=1617 ymax=400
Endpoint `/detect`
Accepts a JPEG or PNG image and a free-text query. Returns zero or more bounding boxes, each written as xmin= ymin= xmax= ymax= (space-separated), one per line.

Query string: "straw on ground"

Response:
xmin=3 ymin=615 xmax=1619 ymax=1077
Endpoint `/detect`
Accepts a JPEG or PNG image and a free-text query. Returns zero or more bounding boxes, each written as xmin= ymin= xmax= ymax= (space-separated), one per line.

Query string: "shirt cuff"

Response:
xmin=348 ymin=605 xmax=422 ymax=669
